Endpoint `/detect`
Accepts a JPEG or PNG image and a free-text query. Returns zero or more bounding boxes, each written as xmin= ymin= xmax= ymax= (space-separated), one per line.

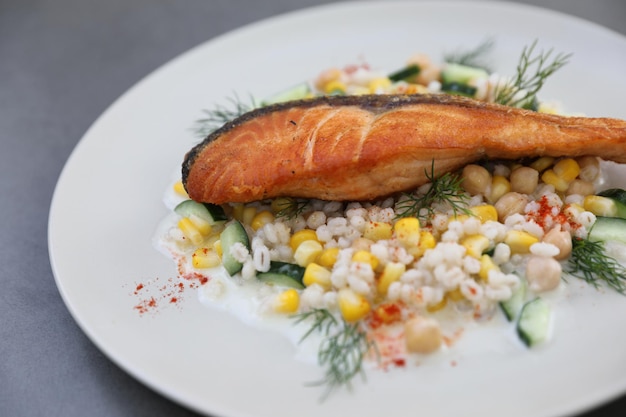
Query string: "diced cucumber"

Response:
xmin=588 ymin=216 xmax=626 ymax=245
xmin=261 ymin=83 xmax=311 ymax=105
xmin=257 ymin=261 xmax=305 ymax=289
xmin=597 ymin=188 xmax=626 ymax=219
xmin=500 ymin=279 xmax=527 ymax=321
xmin=388 ymin=64 xmax=420 ymax=82
xmin=441 ymin=63 xmax=489 ymax=85
xmin=220 ymin=220 xmax=250 ymax=276
xmin=174 ymin=199 xmax=227 ymax=224
xmin=516 ymin=298 xmax=551 ymax=347
xmin=441 ymin=82 xmax=477 ymax=97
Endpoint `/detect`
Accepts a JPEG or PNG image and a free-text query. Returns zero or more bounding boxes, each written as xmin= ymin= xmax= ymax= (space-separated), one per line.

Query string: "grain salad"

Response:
xmin=155 ymin=42 xmax=626 ymax=396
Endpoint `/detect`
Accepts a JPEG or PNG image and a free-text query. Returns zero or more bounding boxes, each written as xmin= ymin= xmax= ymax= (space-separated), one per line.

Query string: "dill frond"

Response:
xmin=274 ymin=197 xmax=310 ymax=220
xmin=567 ymin=237 xmax=626 ymax=294
xmin=395 ymin=161 xmax=471 ymax=223
xmin=192 ymin=94 xmax=255 ymax=138
xmin=494 ymin=40 xmax=571 ymax=109
xmin=444 ymin=37 xmax=495 ymax=72
xmin=293 ymin=309 xmax=376 ymax=400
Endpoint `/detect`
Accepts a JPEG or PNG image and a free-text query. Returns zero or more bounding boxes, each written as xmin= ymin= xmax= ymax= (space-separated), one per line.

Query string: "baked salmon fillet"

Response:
xmin=182 ymin=94 xmax=626 ymax=204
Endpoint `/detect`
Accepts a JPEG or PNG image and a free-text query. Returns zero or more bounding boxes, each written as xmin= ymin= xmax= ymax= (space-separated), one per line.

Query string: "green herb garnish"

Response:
xmin=274 ymin=197 xmax=310 ymax=220
xmin=395 ymin=161 xmax=471 ymax=222
xmin=293 ymin=309 xmax=376 ymax=400
xmin=444 ymin=38 xmax=495 ymax=72
xmin=192 ymin=95 xmax=254 ymax=138
xmin=568 ymin=237 xmax=626 ymax=294
xmin=495 ymin=40 xmax=571 ymax=109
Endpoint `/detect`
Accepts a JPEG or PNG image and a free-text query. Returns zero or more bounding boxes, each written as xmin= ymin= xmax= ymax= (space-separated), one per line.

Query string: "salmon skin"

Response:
xmin=182 ymin=94 xmax=626 ymax=204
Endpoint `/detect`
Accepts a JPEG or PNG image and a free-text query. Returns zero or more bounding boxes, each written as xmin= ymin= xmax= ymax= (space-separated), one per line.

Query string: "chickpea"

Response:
xmin=576 ymin=156 xmax=600 ymax=182
xmin=462 ymin=164 xmax=492 ymax=196
xmin=542 ymin=226 xmax=572 ymax=260
xmin=494 ymin=192 xmax=529 ymax=222
xmin=351 ymin=237 xmax=373 ymax=252
xmin=566 ymin=179 xmax=595 ymax=197
xmin=404 ymin=316 xmax=442 ymax=354
xmin=526 ymin=255 xmax=562 ymax=292
xmin=510 ymin=167 xmax=539 ymax=195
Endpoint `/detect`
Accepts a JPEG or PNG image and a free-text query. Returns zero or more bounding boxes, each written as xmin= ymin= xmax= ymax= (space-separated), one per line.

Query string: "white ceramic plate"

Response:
xmin=49 ymin=2 xmax=626 ymax=416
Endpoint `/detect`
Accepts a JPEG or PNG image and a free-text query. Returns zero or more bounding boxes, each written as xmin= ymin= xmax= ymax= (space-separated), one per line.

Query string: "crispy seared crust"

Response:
xmin=182 ymin=94 xmax=626 ymax=204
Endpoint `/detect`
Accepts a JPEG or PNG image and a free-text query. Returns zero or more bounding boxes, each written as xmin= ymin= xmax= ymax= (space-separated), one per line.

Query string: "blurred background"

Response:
xmin=1 ymin=1 xmax=625 ymax=416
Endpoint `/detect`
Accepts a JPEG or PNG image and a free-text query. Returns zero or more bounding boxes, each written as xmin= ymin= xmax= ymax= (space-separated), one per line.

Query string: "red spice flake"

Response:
xmin=368 ymin=302 xmax=403 ymax=329
xmin=133 ymin=283 xmax=144 ymax=294
xmin=392 ymin=358 xmax=406 ymax=367
xmin=527 ymin=195 xmax=579 ymax=231
xmin=450 ymin=360 xmax=458 ymax=367
xmin=170 ymin=297 xmax=178 ymax=304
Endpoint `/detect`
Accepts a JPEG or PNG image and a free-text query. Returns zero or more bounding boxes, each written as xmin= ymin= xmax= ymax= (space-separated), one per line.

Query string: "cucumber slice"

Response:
xmin=441 ymin=63 xmax=488 ymax=85
xmin=174 ymin=199 xmax=227 ymax=224
xmin=500 ymin=279 xmax=527 ymax=321
xmin=516 ymin=298 xmax=551 ymax=347
xmin=441 ymin=82 xmax=477 ymax=97
xmin=257 ymin=261 xmax=305 ymax=289
xmin=220 ymin=220 xmax=250 ymax=276
xmin=388 ymin=64 xmax=420 ymax=82
xmin=262 ymin=83 xmax=311 ymax=105
xmin=597 ymin=188 xmax=626 ymax=219
xmin=588 ymin=216 xmax=626 ymax=245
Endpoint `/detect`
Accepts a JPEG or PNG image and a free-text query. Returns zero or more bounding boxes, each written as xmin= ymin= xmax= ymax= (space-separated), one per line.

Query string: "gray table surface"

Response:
xmin=2 ymin=0 xmax=626 ymax=416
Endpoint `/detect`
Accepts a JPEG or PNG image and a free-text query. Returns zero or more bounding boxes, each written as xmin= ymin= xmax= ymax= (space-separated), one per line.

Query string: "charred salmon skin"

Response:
xmin=182 ymin=94 xmax=626 ymax=204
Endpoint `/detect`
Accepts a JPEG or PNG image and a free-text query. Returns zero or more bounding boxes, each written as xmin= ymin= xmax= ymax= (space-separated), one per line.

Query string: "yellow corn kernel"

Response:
xmin=363 ymin=221 xmax=393 ymax=241
xmin=188 ymin=214 xmax=212 ymax=236
xmin=469 ymin=205 xmax=498 ymax=223
xmin=377 ymin=262 xmax=406 ymax=296
xmin=293 ymin=240 xmax=323 ymax=267
xmin=394 ymin=217 xmax=421 ymax=247
xmin=213 ymin=239 xmax=223 ymax=257
xmin=303 ymin=263 xmax=332 ymax=290
xmin=289 ymin=229 xmax=319 ymax=252
xmin=504 ymin=230 xmax=539 ymax=254
xmin=324 ymin=80 xmax=346 ymax=94
xmin=337 ymin=288 xmax=371 ymax=322
xmin=316 ymin=247 xmax=340 ymax=268
xmin=274 ymin=289 xmax=300 ymax=313
xmin=242 ymin=206 xmax=257 ymax=225
xmin=553 ymin=158 xmax=580 ymax=183
xmin=231 ymin=203 xmax=244 ymax=222
xmin=529 ymin=156 xmax=555 ymax=172
xmin=490 ymin=175 xmax=511 ymax=203
xmin=446 ymin=288 xmax=465 ymax=302
xmin=173 ymin=181 xmax=188 ymax=197
xmin=541 ymin=169 xmax=569 ymax=192
xmin=583 ymin=195 xmax=618 ymax=217
xmin=251 ymin=210 xmax=275 ymax=231
xmin=410 ymin=230 xmax=436 ymax=258
xmin=478 ymin=254 xmax=500 ymax=281
xmin=461 ymin=235 xmax=490 ymax=258
xmin=368 ymin=77 xmax=392 ymax=93
xmin=426 ymin=296 xmax=447 ymax=313
xmin=352 ymin=250 xmax=379 ymax=271
xmin=449 ymin=214 xmax=470 ymax=223
xmin=192 ymin=247 xmax=221 ymax=269
xmin=178 ymin=218 xmax=204 ymax=245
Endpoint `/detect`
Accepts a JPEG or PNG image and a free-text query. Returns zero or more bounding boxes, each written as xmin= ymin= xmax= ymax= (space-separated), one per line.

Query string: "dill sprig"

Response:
xmin=495 ymin=40 xmax=571 ymax=109
xmin=444 ymin=38 xmax=495 ymax=72
xmin=567 ymin=237 xmax=626 ymax=294
xmin=192 ymin=94 xmax=254 ymax=138
xmin=293 ymin=308 xmax=337 ymax=342
xmin=273 ymin=197 xmax=310 ymax=220
xmin=395 ymin=161 xmax=471 ymax=222
xmin=293 ymin=309 xmax=376 ymax=400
